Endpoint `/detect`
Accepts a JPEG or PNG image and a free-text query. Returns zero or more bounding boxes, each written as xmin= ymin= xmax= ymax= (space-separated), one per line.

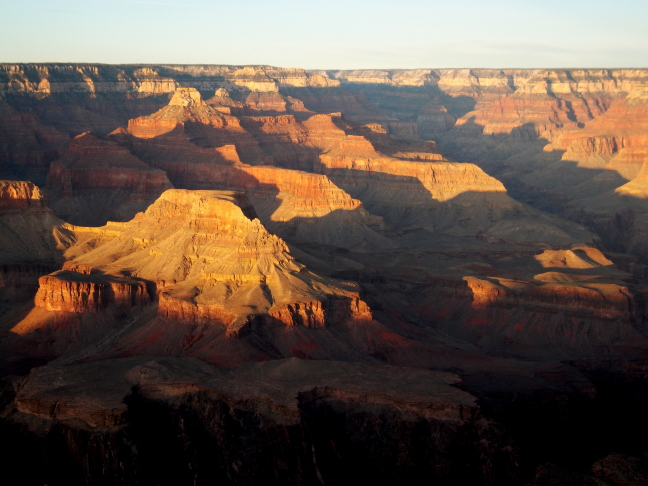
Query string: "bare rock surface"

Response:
xmin=1 ymin=356 xmax=518 ymax=485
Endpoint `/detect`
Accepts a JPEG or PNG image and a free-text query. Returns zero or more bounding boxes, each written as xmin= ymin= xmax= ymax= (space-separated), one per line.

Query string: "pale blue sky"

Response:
xmin=1 ymin=0 xmax=646 ymax=68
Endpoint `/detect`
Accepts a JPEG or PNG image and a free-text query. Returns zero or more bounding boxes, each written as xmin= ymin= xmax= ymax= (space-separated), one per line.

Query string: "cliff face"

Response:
xmin=3 ymin=65 xmax=648 ymax=483
xmin=61 ymin=189 xmax=372 ymax=334
xmin=0 ymin=98 xmax=69 ymax=183
xmin=0 ymin=64 xmax=339 ymax=97
xmin=0 ymin=357 xmax=519 ymax=486
xmin=114 ymin=90 xmax=392 ymax=249
xmin=118 ymin=90 xmax=592 ymax=246
xmin=0 ymin=179 xmax=47 ymax=209
xmin=318 ymin=69 xmax=648 ymax=263
xmin=34 ymin=271 xmax=150 ymax=313
xmin=45 ymin=132 xmax=173 ymax=225
xmin=0 ymin=180 xmax=75 ymax=266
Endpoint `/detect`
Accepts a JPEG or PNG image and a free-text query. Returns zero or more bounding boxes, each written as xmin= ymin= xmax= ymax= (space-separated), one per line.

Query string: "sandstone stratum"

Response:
xmin=1 ymin=64 xmax=648 ymax=486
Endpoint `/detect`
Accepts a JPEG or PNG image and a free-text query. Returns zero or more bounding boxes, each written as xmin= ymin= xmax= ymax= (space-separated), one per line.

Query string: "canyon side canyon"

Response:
xmin=1 ymin=64 xmax=648 ymax=485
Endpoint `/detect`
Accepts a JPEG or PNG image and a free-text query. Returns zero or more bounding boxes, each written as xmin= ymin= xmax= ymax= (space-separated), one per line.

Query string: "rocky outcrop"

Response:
xmin=0 ymin=179 xmax=47 ymax=209
xmin=61 ymin=189 xmax=372 ymax=332
xmin=0 ymin=357 xmax=519 ymax=485
xmin=0 ymin=64 xmax=339 ymax=97
xmin=592 ymin=453 xmax=648 ymax=486
xmin=464 ymin=275 xmax=636 ymax=320
xmin=34 ymin=270 xmax=150 ymax=313
xmin=267 ymin=295 xmax=372 ymax=328
xmin=0 ymin=180 xmax=78 ymax=305
xmin=0 ymin=180 xmax=75 ymax=265
xmin=46 ymin=132 xmax=171 ymax=196
xmin=45 ymin=132 xmax=172 ymax=225
xmin=0 ymin=99 xmax=69 ymax=183
xmin=156 ymin=291 xmax=236 ymax=325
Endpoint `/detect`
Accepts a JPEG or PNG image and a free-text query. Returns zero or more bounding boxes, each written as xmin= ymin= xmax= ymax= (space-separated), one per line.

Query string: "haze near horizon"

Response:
xmin=1 ymin=0 xmax=646 ymax=69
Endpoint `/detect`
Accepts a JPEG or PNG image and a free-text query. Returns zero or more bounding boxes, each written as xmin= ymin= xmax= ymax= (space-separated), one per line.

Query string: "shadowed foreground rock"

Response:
xmin=0 ymin=357 xmax=519 ymax=486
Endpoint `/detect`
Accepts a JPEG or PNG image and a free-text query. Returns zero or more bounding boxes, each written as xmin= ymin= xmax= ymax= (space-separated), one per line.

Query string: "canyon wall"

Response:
xmin=2 ymin=65 xmax=648 ymax=484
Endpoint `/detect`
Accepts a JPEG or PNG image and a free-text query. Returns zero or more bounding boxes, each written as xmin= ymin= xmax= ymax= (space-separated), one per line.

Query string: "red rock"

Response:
xmin=35 ymin=270 xmax=150 ymax=313
xmin=45 ymin=132 xmax=172 ymax=225
xmin=47 ymin=132 xmax=171 ymax=196
xmin=0 ymin=99 xmax=69 ymax=181
xmin=59 ymin=189 xmax=373 ymax=334
xmin=0 ymin=179 xmax=47 ymax=210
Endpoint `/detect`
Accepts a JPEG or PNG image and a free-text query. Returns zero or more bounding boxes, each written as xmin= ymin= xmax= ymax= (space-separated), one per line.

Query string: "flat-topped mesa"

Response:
xmin=463 ymin=275 xmax=636 ymax=321
xmin=7 ymin=357 xmax=518 ymax=484
xmin=63 ymin=189 xmax=372 ymax=333
xmin=0 ymin=180 xmax=47 ymax=210
xmin=320 ymin=150 xmax=507 ymax=202
xmin=34 ymin=270 xmax=150 ymax=313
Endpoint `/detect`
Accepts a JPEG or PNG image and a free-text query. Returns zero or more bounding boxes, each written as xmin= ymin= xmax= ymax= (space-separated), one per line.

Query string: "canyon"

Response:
xmin=1 ymin=64 xmax=648 ymax=485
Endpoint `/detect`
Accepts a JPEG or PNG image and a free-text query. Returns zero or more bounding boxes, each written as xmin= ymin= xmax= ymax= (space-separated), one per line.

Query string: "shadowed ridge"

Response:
xmin=44 ymin=131 xmax=173 ymax=226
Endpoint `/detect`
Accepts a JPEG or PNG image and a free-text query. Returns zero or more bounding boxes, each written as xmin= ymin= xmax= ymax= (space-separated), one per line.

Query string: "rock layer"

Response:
xmin=63 ymin=189 xmax=372 ymax=332
xmin=34 ymin=271 xmax=150 ymax=313
xmin=0 ymin=357 xmax=519 ymax=486
xmin=45 ymin=132 xmax=172 ymax=225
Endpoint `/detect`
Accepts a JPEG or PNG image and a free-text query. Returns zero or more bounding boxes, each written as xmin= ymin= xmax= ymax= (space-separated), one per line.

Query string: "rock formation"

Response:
xmin=0 ymin=180 xmax=74 ymax=270
xmin=0 ymin=98 xmax=69 ymax=184
xmin=35 ymin=270 xmax=150 ymax=313
xmin=61 ymin=189 xmax=372 ymax=333
xmin=1 ymin=64 xmax=648 ymax=485
xmin=45 ymin=132 xmax=172 ymax=225
xmin=0 ymin=64 xmax=339 ymax=97
xmin=0 ymin=357 xmax=518 ymax=485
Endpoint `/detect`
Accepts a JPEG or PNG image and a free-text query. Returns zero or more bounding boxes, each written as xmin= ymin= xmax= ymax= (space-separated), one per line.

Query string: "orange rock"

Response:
xmin=35 ymin=270 xmax=150 ymax=313
xmin=59 ymin=189 xmax=372 ymax=332
xmin=0 ymin=180 xmax=47 ymax=210
xmin=47 ymin=132 xmax=172 ymax=197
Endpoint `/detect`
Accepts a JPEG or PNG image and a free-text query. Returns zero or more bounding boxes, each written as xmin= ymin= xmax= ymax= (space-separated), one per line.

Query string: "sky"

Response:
xmin=1 ymin=0 xmax=647 ymax=69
